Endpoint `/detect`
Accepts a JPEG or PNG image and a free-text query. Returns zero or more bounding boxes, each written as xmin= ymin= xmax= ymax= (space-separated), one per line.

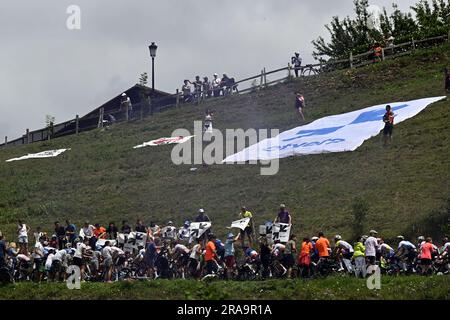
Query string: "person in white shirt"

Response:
xmin=396 ymin=236 xmax=417 ymax=272
xmin=51 ymin=249 xmax=69 ymax=281
xmin=17 ymin=220 xmax=30 ymax=252
xmin=102 ymin=241 xmax=114 ymax=282
xmin=178 ymin=221 xmax=191 ymax=243
xmin=212 ymin=73 xmax=222 ymax=97
xmin=364 ymin=230 xmax=379 ymax=265
xmin=32 ymin=238 xmax=45 ymax=282
xmin=291 ymin=52 xmax=303 ymax=77
xmin=188 ymin=240 xmax=202 ymax=278
xmin=73 ymin=237 xmax=90 ymax=281
xmin=79 ymin=222 xmax=95 ymax=239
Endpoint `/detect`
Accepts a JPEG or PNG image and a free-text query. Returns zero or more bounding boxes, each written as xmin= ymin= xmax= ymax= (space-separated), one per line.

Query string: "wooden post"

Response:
xmin=4 ymin=136 xmax=7 ymax=148
xmin=381 ymin=48 xmax=385 ymax=61
xmin=260 ymin=70 xmax=264 ymax=90
xmin=412 ymin=38 xmax=416 ymax=52
xmin=98 ymin=107 xmax=104 ymax=128
xmin=349 ymin=52 xmax=354 ymax=68
xmin=263 ymin=68 xmax=267 ymax=87
xmin=125 ymin=104 xmax=129 ymax=122
xmin=75 ymin=115 xmax=79 ymax=134
xmin=176 ymin=89 xmax=180 ymax=108
xmin=287 ymin=63 xmax=292 ymax=78
xmin=26 ymin=129 xmax=30 ymax=144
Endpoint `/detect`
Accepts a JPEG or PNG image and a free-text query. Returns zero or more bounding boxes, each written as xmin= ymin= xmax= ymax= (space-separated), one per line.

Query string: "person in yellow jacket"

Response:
xmin=353 ymin=236 xmax=366 ymax=278
xmin=238 ymin=206 xmax=254 ymax=248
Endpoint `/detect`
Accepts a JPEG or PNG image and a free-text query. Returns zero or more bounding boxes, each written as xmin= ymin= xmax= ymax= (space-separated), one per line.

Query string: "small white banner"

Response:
xmin=6 ymin=149 xmax=71 ymax=162
xmin=117 ymin=232 xmax=147 ymax=252
xmin=133 ymin=136 xmax=194 ymax=149
xmin=230 ymin=218 xmax=250 ymax=231
xmin=189 ymin=222 xmax=211 ymax=239
xmin=272 ymin=223 xmax=291 ymax=243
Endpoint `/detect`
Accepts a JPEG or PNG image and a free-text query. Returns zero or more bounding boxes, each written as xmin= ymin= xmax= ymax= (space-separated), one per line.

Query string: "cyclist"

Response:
xmin=396 ymin=236 xmax=417 ymax=273
xmin=333 ymin=235 xmax=354 ymax=273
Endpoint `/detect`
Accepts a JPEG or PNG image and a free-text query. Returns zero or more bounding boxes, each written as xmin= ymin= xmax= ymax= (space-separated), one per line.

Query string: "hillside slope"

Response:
xmin=0 ymin=45 xmax=449 ymax=240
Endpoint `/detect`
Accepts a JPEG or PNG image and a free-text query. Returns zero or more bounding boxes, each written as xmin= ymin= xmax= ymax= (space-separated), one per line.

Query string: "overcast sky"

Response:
xmin=0 ymin=0 xmax=418 ymax=140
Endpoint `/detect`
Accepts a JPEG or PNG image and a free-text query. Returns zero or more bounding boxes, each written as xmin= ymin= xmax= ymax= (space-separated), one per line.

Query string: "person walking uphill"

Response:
xmin=295 ymin=93 xmax=306 ymax=121
xmin=382 ymin=105 xmax=394 ymax=147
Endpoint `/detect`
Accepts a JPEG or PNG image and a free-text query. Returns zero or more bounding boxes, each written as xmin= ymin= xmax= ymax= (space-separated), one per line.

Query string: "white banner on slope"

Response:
xmin=133 ymin=136 xmax=194 ymax=149
xmin=6 ymin=149 xmax=70 ymax=162
xmin=223 ymin=96 xmax=446 ymax=162
xmin=230 ymin=218 xmax=250 ymax=231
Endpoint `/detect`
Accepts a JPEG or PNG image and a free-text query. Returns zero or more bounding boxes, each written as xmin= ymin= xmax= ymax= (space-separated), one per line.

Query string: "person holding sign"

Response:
xmin=238 ymin=206 xmax=255 ymax=248
xmin=274 ymin=204 xmax=292 ymax=226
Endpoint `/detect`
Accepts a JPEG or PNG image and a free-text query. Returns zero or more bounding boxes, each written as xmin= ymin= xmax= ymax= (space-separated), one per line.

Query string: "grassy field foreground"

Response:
xmin=0 ymin=276 xmax=449 ymax=300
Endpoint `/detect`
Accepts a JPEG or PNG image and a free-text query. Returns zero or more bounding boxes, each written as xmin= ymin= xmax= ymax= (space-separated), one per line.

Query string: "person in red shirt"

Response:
xmin=205 ymin=233 xmax=217 ymax=275
xmin=383 ymin=105 xmax=395 ymax=146
xmin=420 ymin=237 xmax=435 ymax=275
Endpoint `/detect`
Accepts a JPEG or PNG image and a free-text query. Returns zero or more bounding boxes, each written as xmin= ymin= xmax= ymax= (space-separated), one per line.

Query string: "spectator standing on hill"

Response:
xmin=238 ymin=206 xmax=254 ymax=248
xmin=274 ymin=204 xmax=292 ymax=225
xmin=365 ymin=230 xmax=378 ymax=266
xmin=382 ymin=105 xmax=395 ymax=147
xmin=65 ymin=220 xmax=77 ymax=246
xmin=135 ymin=219 xmax=147 ymax=233
xmin=212 ymin=73 xmax=222 ymax=97
xmin=291 ymin=52 xmax=303 ymax=77
xmin=0 ymin=234 xmax=6 ymax=268
xmin=205 ymin=233 xmax=218 ymax=275
xmin=284 ymin=234 xmax=297 ymax=278
xmin=106 ymin=222 xmax=118 ymax=240
xmin=202 ymin=77 xmax=212 ymax=99
xmin=54 ymin=221 xmax=66 ymax=250
xmin=17 ymin=220 xmax=30 ymax=252
xmin=444 ymin=68 xmax=450 ymax=92
xmin=120 ymin=93 xmax=133 ymax=119
xmin=420 ymin=237 xmax=435 ymax=275
xmin=295 ymin=93 xmax=306 ymax=121
xmin=121 ymin=220 xmax=131 ymax=234
xmin=298 ymin=237 xmax=313 ymax=278
xmin=353 ymin=236 xmax=366 ymax=278
xmin=193 ymin=76 xmax=203 ymax=100
xmin=182 ymin=80 xmax=193 ymax=103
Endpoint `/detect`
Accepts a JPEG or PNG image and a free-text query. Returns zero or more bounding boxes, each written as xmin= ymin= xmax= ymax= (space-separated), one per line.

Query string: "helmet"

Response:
xmin=227 ymin=233 xmax=234 ymax=239
xmin=369 ymin=230 xmax=378 ymax=235
xmin=167 ymin=221 xmax=173 ymax=226
xmin=121 ymin=93 xmax=127 ymax=97
xmin=184 ymin=220 xmax=191 ymax=226
xmin=417 ymin=236 xmax=425 ymax=241
xmin=397 ymin=235 xmax=405 ymax=240
xmin=311 ymin=236 xmax=319 ymax=241
xmin=334 ymin=235 xmax=342 ymax=241
xmin=198 ymin=208 xmax=205 ymax=213
xmin=280 ymin=204 xmax=286 ymax=208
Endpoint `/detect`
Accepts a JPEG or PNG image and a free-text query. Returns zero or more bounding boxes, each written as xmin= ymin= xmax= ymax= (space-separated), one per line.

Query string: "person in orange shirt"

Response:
xmin=420 ymin=237 xmax=435 ymax=275
xmin=298 ymin=237 xmax=313 ymax=278
xmin=205 ymin=233 xmax=217 ymax=275
xmin=315 ymin=232 xmax=331 ymax=275
xmin=93 ymin=224 xmax=106 ymax=239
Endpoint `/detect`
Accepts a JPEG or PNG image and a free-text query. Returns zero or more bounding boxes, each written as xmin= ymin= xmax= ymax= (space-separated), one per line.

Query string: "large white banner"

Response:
xmin=133 ymin=136 xmax=194 ymax=149
xmin=223 ymin=97 xmax=446 ymax=162
xmin=6 ymin=149 xmax=70 ymax=162
xmin=230 ymin=218 xmax=250 ymax=231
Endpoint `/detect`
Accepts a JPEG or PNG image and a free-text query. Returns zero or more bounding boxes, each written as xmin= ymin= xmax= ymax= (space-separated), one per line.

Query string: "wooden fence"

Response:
xmin=2 ymin=32 xmax=449 ymax=149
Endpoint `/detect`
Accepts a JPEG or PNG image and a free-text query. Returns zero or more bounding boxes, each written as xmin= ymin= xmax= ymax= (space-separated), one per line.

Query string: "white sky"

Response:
xmin=0 ymin=0 xmax=417 ymax=139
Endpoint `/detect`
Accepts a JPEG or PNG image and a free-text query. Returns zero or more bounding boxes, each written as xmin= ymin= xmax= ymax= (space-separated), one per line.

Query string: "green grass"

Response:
xmin=0 ymin=276 xmax=449 ymax=300
xmin=0 ymin=44 xmax=449 ymax=241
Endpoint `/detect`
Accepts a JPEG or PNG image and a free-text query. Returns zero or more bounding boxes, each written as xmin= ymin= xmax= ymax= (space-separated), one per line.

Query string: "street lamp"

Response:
xmin=148 ymin=42 xmax=158 ymax=93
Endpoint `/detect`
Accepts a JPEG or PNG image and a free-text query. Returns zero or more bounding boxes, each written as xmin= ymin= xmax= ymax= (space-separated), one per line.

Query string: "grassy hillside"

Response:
xmin=0 ymin=44 xmax=449 ymax=241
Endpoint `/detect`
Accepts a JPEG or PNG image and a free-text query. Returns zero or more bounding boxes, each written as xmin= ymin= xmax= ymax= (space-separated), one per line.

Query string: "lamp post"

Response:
xmin=148 ymin=42 xmax=158 ymax=93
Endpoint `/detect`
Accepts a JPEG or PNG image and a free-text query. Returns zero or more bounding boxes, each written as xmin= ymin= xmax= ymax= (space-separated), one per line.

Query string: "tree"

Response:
xmin=139 ymin=72 xmax=148 ymax=86
xmin=351 ymin=197 xmax=369 ymax=241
